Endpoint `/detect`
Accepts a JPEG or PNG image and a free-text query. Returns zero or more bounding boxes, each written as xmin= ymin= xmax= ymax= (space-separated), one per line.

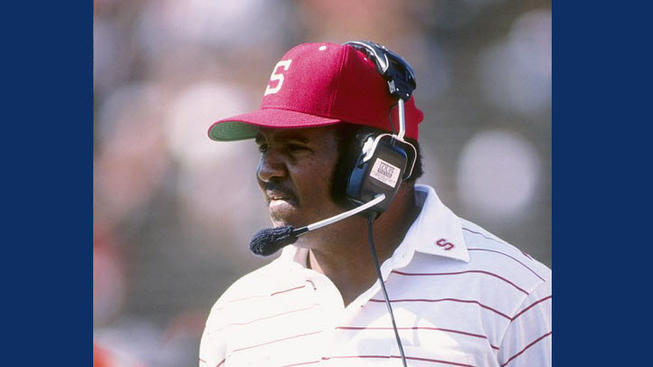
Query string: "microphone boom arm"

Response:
xmin=300 ymin=193 xmax=386 ymax=234
xmin=250 ymin=194 xmax=387 ymax=257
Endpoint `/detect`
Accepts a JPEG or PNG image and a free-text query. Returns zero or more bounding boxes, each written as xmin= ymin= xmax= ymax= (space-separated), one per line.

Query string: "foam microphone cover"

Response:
xmin=249 ymin=225 xmax=298 ymax=256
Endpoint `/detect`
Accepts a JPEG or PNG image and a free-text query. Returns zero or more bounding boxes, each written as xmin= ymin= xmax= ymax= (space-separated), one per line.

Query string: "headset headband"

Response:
xmin=344 ymin=40 xmax=416 ymax=101
xmin=344 ymin=40 xmax=418 ymax=178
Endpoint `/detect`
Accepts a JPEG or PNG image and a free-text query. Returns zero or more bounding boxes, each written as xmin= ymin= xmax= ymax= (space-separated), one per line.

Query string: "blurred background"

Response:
xmin=93 ymin=0 xmax=551 ymax=366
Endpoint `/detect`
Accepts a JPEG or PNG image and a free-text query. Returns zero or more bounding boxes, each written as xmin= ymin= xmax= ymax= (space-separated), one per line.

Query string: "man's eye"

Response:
xmin=287 ymin=144 xmax=309 ymax=152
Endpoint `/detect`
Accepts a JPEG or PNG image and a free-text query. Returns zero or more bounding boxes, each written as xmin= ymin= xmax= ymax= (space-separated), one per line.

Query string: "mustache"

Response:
xmin=264 ymin=182 xmax=298 ymax=203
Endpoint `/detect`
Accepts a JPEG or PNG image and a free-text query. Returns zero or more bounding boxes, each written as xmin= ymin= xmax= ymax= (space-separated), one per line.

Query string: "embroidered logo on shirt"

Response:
xmin=436 ymin=238 xmax=454 ymax=250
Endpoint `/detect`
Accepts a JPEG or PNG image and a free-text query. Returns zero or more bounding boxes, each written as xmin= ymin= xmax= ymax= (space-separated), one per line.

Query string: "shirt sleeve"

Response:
xmin=497 ymin=278 xmax=552 ymax=367
xmin=199 ymin=292 xmax=233 ymax=367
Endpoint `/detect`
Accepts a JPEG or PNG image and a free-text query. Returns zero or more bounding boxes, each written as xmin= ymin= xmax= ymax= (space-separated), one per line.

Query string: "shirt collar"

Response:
xmin=400 ymin=184 xmax=469 ymax=262
xmin=278 ymin=184 xmax=469 ymax=266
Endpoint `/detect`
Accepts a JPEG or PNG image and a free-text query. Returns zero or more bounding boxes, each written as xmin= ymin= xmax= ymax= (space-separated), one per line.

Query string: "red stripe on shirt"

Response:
xmin=324 ymin=355 xmax=474 ymax=367
xmin=216 ymin=304 xmax=319 ymax=331
xmin=217 ymin=284 xmax=308 ymax=306
xmin=323 ymin=355 xmax=389 ymax=360
xmin=271 ymin=285 xmax=306 ymax=296
xmin=404 ymin=355 xmax=475 ymax=367
xmin=230 ymin=330 xmax=323 ymax=354
xmin=500 ymin=331 xmax=552 ymax=367
xmin=215 ymin=359 xmax=225 ymax=367
xmin=281 ymin=361 xmax=322 ymax=367
xmin=370 ymin=297 xmax=512 ymax=320
xmin=336 ymin=326 xmax=500 ymax=349
xmin=511 ymin=296 xmax=552 ymax=321
xmin=392 ymin=269 xmax=528 ymax=295
xmin=467 ymin=248 xmax=545 ymax=281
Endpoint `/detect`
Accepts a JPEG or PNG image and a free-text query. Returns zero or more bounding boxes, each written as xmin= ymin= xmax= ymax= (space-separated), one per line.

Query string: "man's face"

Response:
xmin=255 ymin=126 xmax=343 ymax=228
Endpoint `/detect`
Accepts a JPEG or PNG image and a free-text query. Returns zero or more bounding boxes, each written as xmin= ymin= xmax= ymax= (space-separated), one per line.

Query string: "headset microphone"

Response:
xmin=249 ymin=194 xmax=386 ymax=256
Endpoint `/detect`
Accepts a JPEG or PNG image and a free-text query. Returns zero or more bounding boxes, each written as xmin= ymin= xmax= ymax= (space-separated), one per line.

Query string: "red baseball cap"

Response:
xmin=207 ymin=42 xmax=424 ymax=141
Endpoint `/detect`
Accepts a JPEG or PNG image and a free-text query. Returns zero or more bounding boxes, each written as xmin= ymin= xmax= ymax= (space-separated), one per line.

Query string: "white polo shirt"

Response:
xmin=199 ymin=184 xmax=551 ymax=367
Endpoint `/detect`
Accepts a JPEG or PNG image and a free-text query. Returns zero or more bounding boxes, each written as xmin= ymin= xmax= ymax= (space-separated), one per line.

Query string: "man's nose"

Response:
xmin=256 ymin=151 xmax=287 ymax=183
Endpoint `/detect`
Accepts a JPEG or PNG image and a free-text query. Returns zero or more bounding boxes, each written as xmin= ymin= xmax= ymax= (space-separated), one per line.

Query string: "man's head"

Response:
xmin=208 ymin=41 xmax=424 ymax=228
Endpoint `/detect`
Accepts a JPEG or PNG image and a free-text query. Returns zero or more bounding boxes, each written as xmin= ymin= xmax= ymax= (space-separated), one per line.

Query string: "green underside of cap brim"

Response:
xmin=209 ymin=121 xmax=259 ymax=141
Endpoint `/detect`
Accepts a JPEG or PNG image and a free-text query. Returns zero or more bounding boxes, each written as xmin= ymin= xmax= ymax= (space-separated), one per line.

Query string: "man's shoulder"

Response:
xmin=214 ymin=259 xmax=295 ymax=304
xmin=405 ymin=215 xmax=550 ymax=297
xmin=203 ymin=257 xmax=309 ymax=331
xmin=458 ymin=218 xmax=551 ymax=286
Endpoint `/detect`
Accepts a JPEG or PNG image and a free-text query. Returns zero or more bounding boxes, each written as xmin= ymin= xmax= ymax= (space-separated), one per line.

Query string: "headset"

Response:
xmin=341 ymin=40 xmax=417 ymax=367
xmin=340 ymin=40 xmax=419 ymax=215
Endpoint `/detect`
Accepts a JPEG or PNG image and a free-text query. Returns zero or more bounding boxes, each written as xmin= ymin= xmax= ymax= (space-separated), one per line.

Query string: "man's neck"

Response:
xmin=306 ymin=185 xmax=421 ymax=306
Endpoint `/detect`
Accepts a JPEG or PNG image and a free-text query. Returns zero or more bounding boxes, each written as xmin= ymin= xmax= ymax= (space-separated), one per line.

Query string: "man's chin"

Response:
xmin=269 ymin=216 xmax=291 ymax=228
xmin=268 ymin=200 xmax=300 ymax=227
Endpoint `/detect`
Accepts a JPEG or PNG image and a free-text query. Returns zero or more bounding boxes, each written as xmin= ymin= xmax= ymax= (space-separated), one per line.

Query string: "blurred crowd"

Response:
xmin=93 ymin=0 xmax=551 ymax=366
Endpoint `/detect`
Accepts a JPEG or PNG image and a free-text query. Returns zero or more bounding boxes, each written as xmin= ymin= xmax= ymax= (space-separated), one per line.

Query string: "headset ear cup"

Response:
xmin=395 ymin=139 xmax=417 ymax=180
xmin=332 ymin=126 xmax=370 ymax=208
xmin=333 ymin=125 xmax=414 ymax=213
xmin=342 ymin=130 xmax=376 ymax=205
xmin=346 ymin=134 xmax=409 ymax=213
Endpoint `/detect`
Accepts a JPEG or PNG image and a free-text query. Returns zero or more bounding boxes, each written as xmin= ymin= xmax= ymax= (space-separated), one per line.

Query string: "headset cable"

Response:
xmin=367 ymin=214 xmax=408 ymax=367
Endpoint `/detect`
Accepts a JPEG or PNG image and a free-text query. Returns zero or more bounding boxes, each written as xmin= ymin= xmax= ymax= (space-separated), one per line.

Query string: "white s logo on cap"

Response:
xmin=264 ymin=59 xmax=292 ymax=96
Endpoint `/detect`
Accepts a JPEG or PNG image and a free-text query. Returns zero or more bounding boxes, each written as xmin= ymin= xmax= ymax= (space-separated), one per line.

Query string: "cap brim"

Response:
xmin=208 ymin=108 xmax=342 ymax=141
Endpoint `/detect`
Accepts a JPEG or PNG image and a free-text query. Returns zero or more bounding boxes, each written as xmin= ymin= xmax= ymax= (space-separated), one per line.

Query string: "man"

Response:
xmin=200 ymin=42 xmax=551 ymax=367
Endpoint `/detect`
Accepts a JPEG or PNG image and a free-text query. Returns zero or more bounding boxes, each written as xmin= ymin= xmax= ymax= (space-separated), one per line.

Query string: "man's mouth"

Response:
xmin=263 ymin=183 xmax=303 ymax=226
xmin=264 ymin=184 xmax=298 ymax=206
xmin=267 ymin=192 xmax=297 ymax=205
